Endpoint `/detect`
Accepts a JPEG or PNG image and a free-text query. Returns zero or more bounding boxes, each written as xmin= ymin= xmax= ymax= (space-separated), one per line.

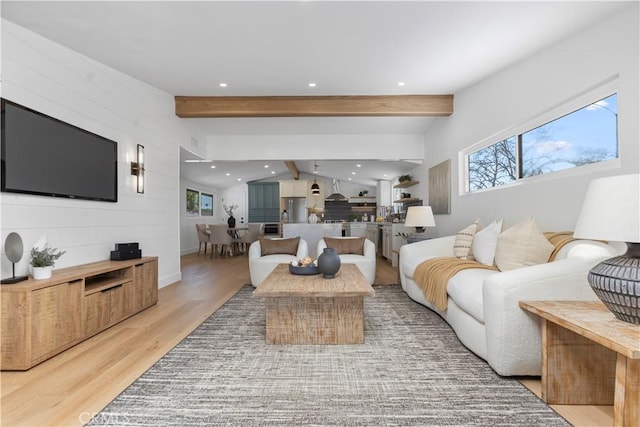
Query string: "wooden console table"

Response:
xmin=1 ymin=257 xmax=158 ymax=370
xmin=520 ymin=301 xmax=639 ymax=427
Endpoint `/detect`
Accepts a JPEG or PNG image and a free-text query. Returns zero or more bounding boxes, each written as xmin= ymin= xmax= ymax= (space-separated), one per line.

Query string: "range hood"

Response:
xmin=325 ymin=179 xmax=348 ymax=201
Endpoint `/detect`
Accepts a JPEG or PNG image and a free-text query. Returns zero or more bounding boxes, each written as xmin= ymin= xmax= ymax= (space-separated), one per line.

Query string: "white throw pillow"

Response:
xmin=453 ymin=219 xmax=480 ymax=260
xmin=471 ymin=220 xmax=503 ymax=266
xmin=494 ymin=217 xmax=554 ymax=272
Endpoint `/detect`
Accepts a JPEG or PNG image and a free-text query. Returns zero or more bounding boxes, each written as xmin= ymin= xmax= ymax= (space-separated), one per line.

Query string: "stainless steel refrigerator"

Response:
xmin=284 ymin=198 xmax=307 ymax=223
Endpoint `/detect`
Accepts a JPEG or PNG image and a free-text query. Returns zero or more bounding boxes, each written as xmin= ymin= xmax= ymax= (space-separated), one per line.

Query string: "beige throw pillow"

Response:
xmin=324 ymin=237 xmax=365 ymax=255
xmin=494 ymin=217 xmax=554 ymax=272
xmin=453 ymin=220 xmax=480 ymax=260
xmin=260 ymin=236 xmax=300 ymax=256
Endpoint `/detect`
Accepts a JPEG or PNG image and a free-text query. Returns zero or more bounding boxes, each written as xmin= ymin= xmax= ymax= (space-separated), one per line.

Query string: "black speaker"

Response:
xmin=110 ymin=242 xmax=141 ymax=260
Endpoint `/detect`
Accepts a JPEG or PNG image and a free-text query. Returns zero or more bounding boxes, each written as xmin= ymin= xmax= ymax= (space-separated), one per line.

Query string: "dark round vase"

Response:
xmin=318 ymin=247 xmax=341 ymax=279
xmin=227 ymin=216 xmax=236 ymax=228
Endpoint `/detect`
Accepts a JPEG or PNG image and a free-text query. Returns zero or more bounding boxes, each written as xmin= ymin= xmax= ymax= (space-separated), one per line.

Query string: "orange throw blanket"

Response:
xmin=412 ymin=258 xmax=498 ymax=311
xmin=412 ymin=232 xmax=579 ymax=311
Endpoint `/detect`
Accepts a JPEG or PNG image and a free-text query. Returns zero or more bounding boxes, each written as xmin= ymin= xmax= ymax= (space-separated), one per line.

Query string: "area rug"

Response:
xmin=89 ymin=285 xmax=568 ymax=426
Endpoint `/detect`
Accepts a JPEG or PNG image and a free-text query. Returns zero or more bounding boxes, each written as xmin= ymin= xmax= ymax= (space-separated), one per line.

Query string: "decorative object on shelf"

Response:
xmin=318 ymin=247 xmax=341 ymax=279
xmin=308 ymin=205 xmax=319 ymax=223
xmin=130 ymin=144 xmax=145 ymax=194
xmin=29 ymin=236 xmax=66 ymax=280
xmin=404 ymin=206 xmax=436 ymax=234
xmin=429 ymin=159 xmax=451 ymax=214
xmin=574 ymin=173 xmax=640 ymax=324
xmin=1 ymin=232 xmax=28 ymax=284
xmin=398 ymin=174 xmax=412 ymax=183
xmin=223 ymin=201 xmax=239 ymax=228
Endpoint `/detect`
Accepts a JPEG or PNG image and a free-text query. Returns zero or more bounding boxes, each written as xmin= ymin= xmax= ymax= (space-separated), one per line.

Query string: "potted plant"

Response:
xmin=30 ymin=245 xmax=66 ymax=280
xmin=398 ymin=174 xmax=412 ymax=183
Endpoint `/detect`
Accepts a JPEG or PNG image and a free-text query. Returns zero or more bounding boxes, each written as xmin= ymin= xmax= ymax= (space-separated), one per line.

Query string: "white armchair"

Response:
xmin=249 ymin=237 xmax=309 ymax=287
xmin=317 ymin=237 xmax=376 ymax=284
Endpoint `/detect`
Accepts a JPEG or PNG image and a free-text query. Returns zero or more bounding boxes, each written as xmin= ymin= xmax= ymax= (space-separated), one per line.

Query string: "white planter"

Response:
xmin=32 ymin=266 xmax=53 ymax=280
xmin=308 ymin=213 xmax=318 ymax=224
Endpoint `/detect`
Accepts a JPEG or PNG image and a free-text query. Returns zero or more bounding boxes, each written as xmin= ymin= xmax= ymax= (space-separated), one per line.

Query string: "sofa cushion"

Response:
xmin=447 ymin=268 xmax=498 ymax=323
xmin=472 ymin=220 xmax=502 ymax=266
xmin=495 ymin=217 xmax=553 ymax=271
xmin=324 ymin=237 xmax=365 ymax=255
xmin=260 ymin=236 xmax=300 ymax=256
xmin=453 ymin=220 xmax=480 ymax=260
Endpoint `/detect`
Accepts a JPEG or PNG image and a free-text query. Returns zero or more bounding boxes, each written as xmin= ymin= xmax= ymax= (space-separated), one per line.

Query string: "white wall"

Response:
xmin=0 ymin=20 xmax=190 ymax=287
xmin=419 ymin=4 xmax=639 ymax=237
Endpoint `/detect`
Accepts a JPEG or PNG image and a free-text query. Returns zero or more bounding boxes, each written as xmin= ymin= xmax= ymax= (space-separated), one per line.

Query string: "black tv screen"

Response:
xmin=1 ymin=99 xmax=118 ymax=202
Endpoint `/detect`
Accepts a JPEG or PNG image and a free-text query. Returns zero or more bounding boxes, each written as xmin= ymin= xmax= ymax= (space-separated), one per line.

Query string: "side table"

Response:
xmin=520 ymin=300 xmax=639 ymax=427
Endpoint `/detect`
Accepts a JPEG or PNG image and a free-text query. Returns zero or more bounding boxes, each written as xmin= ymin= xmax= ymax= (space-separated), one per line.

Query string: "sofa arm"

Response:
xmin=483 ymin=255 xmax=605 ymax=376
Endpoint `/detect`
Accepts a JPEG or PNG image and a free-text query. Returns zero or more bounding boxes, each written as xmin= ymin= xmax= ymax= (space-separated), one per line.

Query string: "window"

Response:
xmin=465 ymin=93 xmax=618 ymax=193
xmin=201 ymin=193 xmax=213 ymax=216
xmin=186 ymin=189 xmax=214 ymax=216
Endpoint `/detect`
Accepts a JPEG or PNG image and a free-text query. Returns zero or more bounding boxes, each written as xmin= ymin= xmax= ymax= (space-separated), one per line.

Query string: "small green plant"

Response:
xmin=398 ymin=174 xmax=412 ymax=183
xmin=30 ymin=246 xmax=66 ymax=267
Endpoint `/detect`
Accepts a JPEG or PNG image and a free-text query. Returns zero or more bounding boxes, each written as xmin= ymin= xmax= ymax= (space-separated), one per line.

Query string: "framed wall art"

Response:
xmin=429 ymin=159 xmax=451 ymax=214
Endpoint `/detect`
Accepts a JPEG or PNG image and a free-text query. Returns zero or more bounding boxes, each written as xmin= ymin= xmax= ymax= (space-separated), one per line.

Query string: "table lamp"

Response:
xmin=404 ymin=206 xmax=436 ymax=233
xmin=573 ymin=173 xmax=640 ymax=324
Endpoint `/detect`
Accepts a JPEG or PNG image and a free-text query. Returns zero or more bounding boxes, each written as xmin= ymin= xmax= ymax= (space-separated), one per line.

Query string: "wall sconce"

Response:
xmin=130 ymin=144 xmax=145 ymax=193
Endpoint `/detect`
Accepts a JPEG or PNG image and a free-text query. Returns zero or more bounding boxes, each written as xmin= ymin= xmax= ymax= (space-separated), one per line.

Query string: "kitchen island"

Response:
xmin=282 ymin=223 xmax=343 ymax=258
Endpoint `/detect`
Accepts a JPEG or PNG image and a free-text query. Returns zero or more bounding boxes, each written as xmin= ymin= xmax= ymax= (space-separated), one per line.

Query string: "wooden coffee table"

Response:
xmin=520 ymin=300 xmax=640 ymax=427
xmin=252 ymin=263 xmax=375 ymax=344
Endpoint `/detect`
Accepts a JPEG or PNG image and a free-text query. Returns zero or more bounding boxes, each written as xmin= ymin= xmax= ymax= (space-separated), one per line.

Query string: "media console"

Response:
xmin=1 ymin=257 xmax=158 ymax=370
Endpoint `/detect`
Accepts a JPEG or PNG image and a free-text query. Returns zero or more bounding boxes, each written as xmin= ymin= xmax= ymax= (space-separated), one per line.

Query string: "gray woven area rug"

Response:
xmin=90 ymin=285 xmax=568 ymax=427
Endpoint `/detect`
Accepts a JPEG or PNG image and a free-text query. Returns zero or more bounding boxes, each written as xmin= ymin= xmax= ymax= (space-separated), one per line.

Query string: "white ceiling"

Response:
xmin=2 ymin=1 xmax=627 ymax=188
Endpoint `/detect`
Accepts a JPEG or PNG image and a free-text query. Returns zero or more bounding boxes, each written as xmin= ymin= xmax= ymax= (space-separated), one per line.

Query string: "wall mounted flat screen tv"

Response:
xmin=1 ymin=99 xmax=118 ymax=202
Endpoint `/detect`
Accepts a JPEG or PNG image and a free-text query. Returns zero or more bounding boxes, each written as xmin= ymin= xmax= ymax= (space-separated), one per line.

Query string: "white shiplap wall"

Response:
xmin=0 ymin=20 xmax=190 ymax=287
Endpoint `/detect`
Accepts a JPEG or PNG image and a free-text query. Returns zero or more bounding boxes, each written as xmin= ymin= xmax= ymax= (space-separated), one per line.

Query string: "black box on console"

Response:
xmin=115 ymin=242 xmax=139 ymax=251
xmin=110 ymin=249 xmax=142 ymax=261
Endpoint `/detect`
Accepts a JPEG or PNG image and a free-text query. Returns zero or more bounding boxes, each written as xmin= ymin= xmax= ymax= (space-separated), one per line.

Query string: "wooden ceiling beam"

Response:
xmin=284 ymin=161 xmax=299 ymax=180
xmin=174 ymin=95 xmax=453 ymax=118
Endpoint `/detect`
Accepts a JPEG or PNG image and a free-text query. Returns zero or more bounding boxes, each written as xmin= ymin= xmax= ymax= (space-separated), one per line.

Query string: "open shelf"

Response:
xmin=393 ymin=197 xmax=421 ymax=204
xmin=393 ymin=180 xmax=419 ymax=189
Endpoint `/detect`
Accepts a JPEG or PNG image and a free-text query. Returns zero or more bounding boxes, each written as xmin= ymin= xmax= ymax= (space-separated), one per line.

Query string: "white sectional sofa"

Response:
xmin=399 ymin=234 xmax=620 ymax=376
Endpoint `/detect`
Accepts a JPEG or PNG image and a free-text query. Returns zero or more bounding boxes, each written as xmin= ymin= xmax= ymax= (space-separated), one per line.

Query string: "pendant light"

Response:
xmin=311 ymin=161 xmax=321 ymax=195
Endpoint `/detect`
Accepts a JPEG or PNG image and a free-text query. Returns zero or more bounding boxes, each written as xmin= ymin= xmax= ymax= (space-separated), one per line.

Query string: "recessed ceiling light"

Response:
xmin=225 ymin=173 xmax=231 ymax=176
xmin=210 ymin=165 xmax=216 ymax=169
xmin=383 ymin=173 xmax=388 ymax=177
xmin=219 ymin=82 xmax=228 ymax=88
xmin=351 ymin=171 xmax=356 ymax=175
xmin=264 ymin=164 xmax=269 ymax=168
xmin=398 ymin=82 xmax=406 ymax=87
xmin=308 ymin=82 xmax=316 ymax=88
xmin=348 ymin=177 xmax=352 ymax=181
xmin=356 ymin=164 xmax=361 ymax=168
xmin=271 ymin=171 xmax=276 ymax=174
xmin=237 ymin=178 xmax=242 ymax=181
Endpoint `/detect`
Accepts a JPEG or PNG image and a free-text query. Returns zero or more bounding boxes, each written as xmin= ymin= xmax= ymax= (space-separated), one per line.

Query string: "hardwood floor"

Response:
xmin=1 ymin=253 xmax=612 ymax=426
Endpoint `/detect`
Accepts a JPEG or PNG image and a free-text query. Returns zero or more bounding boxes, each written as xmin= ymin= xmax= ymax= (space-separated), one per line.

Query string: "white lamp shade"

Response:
xmin=405 ymin=206 xmax=436 ymax=228
xmin=573 ymin=174 xmax=640 ymax=243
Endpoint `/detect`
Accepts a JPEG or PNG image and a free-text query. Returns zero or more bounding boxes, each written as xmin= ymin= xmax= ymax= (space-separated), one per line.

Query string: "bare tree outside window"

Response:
xmin=468 ymin=137 xmax=517 ymax=191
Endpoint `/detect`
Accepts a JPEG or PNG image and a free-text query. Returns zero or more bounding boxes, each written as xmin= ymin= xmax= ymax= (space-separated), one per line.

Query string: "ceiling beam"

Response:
xmin=174 ymin=95 xmax=453 ymax=118
xmin=284 ymin=161 xmax=299 ymax=180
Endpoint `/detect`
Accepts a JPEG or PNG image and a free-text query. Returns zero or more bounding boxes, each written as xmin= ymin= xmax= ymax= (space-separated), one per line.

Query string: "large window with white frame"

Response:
xmin=463 ymin=91 xmax=618 ymax=193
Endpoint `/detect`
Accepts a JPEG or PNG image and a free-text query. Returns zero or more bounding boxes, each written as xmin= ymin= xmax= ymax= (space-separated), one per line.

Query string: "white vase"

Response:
xmin=308 ymin=213 xmax=318 ymax=224
xmin=32 ymin=266 xmax=52 ymax=280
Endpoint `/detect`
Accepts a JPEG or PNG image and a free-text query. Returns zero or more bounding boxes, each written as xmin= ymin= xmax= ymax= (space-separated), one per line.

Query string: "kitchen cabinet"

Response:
xmin=248 ymin=182 xmax=280 ymax=222
xmin=380 ymin=223 xmax=412 ymax=266
xmin=348 ymin=223 xmax=368 ymax=238
xmin=280 ymin=180 xmax=308 ymax=198
xmin=366 ymin=224 xmax=379 ymax=254
xmin=376 ymin=180 xmax=391 ymax=206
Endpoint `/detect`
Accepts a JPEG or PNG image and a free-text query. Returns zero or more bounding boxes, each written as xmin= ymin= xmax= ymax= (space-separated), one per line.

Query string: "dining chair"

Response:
xmin=209 ymin=224 xmax=238 ymax=257
xmin=195 ymin=224 xmax=210 ymax=255
xmin=239 ymin=223 xmax=264 ymax=253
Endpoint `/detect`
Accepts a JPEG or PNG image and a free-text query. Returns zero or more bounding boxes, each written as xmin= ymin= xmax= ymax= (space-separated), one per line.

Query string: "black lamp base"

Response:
xmin=587 ymin=242 xmax=640 ymax=324
xmin=1 ymin=275 xmax=28 ymax=285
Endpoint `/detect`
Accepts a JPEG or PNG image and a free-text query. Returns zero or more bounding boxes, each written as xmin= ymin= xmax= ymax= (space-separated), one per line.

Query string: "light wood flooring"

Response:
xmin=1 ymin=253 xmax=613 ymax=426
